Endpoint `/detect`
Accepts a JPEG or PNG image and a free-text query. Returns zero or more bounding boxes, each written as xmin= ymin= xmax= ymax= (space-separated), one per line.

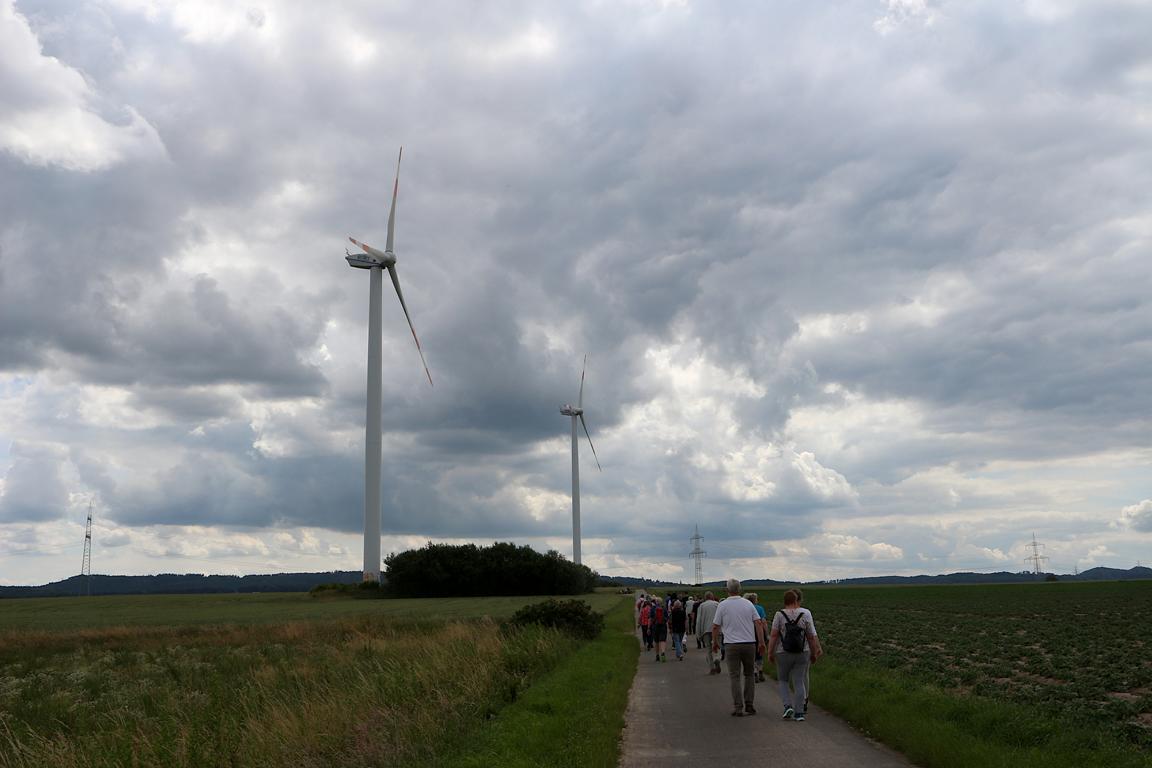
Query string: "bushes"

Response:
xmin=385 ymin=542 xmax=599 ymax=598
xmin=508 ymin=599 xmax=604 ymax=640
xmin=308 ymin=581 xmax=386 ymax=598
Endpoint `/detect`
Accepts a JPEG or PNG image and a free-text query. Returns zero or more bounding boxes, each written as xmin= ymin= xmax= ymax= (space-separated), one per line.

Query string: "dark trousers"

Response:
xmin=725 ymin=643 xmax=757 ymax=710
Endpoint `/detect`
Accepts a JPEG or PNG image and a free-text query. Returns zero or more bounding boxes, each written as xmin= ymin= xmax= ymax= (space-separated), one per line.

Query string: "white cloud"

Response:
xmin=1119 ymin=499 xmax=1152 ymax=532
xmin=874 ymin=0 xmax=941 ymax=35
xmin=0 ymin=0 xmax=164 ymax=170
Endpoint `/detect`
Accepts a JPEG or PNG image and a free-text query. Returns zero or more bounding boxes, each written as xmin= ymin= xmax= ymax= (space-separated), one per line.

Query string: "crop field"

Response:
xmin=0 ymin=592 xmax=629 ymax=768
xmin=800 ymin=580 xmax=1152 ymax=758
xmin=0 ymin=591 xmax=624 ymax=632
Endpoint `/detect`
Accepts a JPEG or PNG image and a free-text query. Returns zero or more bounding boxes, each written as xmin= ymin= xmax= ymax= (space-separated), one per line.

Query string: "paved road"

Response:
xmin=618 ymin=633 xmax=918 ymax=768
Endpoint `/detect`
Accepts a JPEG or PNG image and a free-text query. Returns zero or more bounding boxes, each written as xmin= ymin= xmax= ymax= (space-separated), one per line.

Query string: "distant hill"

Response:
xmin=4 ymin=566 xmax=1148 ymax=599
xmin=608 ymin=567 xmax=1152 ymax=589
xmin=1074 ymin=565 xmax=1152 ymax=581
xmin=603 ymin=576 xmax=785 ymax=590
xmin=810 ymin=566 xmax=1152 ymax=586
xmin=0 ymin=571 xmax=362 ymax=598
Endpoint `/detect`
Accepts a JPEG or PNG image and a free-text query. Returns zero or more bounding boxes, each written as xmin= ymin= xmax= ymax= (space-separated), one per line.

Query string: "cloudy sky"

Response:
xmin=2 ymin=0 xmax=1150 ymax=586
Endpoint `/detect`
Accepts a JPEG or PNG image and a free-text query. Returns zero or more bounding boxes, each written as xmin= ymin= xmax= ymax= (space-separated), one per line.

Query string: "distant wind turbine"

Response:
xmin=345 ymin=147 xmax=433 ymax=583
xmin=559 ymin=355 xmax=601 ymax=566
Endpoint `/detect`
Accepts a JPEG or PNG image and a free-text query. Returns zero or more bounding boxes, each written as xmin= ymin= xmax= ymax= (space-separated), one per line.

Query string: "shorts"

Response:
xmin=653 ymin=624 xmax=668 ymax=641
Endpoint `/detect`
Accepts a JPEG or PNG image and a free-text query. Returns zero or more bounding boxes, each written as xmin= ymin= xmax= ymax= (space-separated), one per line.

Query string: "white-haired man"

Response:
xmin=711 ymin=577 xmax=766 ymax=716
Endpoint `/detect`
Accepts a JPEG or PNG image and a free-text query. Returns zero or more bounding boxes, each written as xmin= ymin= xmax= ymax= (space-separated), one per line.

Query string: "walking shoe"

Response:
xmin=794 ymin=712 xmax=806 ymax=722
xmin=661 ymin=653 xmax=667 ymax=662
xmin=731 ymin=709 xmax=745 ymax=717
xmin=782 ymin=707 xmax=794 ymax=720
xmin=713 ymin=662 xmax=722 ymax=674
xmin=744 ymin=704 xmax=756 ymax=715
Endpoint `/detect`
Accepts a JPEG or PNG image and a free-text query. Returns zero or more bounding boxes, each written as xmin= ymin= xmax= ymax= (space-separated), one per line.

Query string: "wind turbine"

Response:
xmin=345 ymin=147 xmax=432 ymax=583
xmin=559 ymin=355 xmax=601 ymax=566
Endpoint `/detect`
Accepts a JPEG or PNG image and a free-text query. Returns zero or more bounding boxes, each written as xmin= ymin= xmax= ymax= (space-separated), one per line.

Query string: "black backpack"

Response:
xmin=778 ymin=610 xmax=806 ymax=653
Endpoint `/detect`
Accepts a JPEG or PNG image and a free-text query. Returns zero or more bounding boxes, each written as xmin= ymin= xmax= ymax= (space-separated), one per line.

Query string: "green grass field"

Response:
xmin=0 ymin=591 xmax=632 ymax=768
xmin=0 ymin=591 xmax=624 ymax=632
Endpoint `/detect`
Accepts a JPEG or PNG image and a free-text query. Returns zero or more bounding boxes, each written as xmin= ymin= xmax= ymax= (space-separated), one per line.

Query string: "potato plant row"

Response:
xmin=805 ymin=581 xmax=1152 ymax=746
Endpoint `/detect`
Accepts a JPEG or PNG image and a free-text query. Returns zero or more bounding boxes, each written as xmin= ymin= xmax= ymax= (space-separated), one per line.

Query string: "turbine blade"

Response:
xmin=579 ymin=413 xmax=601 ymax=471
xmin=578 ymin=353 xmax=587 ymax=410
xmin=387 ymin=263 xmax=433 ymax=386
xmin=348 ymin=237 xmax=386 ymax=260
xmin=386 ymin=147 xmax=402 ymax=254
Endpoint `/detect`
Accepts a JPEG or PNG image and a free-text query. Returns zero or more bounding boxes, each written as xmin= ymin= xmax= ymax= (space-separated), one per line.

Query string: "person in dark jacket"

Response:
xmin=669 ymin=600 xmax=688 ymax=660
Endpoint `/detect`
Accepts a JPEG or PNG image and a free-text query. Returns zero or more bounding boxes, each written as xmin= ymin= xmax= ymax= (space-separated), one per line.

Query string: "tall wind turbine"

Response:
xmin=345 ymin=147 xmax=433 ymax=583
xmin=559 ymin=355 xmax=601 ymax=566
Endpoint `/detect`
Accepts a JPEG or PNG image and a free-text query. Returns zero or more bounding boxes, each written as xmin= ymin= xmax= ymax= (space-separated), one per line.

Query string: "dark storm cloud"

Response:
xmin=104 ymin=419 xmax=361 ymax=530
xmin=2 ymin=0 xmax=1152 ymax=581
xmin=0 ymin=442 xmax=69 ymax=521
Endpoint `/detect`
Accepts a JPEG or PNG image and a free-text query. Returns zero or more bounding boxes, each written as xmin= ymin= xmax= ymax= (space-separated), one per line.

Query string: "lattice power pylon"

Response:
xmin=1024 ymin=532 xmax=1048 ymax=575
xmin=81 ymin=503 xmax=93 ymax=596
xmin=689 ymin=525 xmax=707 ymax=585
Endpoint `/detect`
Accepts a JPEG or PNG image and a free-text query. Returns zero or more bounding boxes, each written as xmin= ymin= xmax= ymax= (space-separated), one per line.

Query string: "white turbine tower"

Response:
xmin=560 ymin=355 xmax=601 ymax=566
xmin=345 ymin=147 xmax=433 ymax=583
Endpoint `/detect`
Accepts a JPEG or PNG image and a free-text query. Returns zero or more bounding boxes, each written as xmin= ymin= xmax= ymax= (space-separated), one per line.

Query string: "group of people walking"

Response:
xmin=636 ymin=579 xmax=823 ymax=720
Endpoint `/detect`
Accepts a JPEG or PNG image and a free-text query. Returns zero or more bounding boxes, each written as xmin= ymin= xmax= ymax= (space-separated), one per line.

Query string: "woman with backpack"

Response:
xmin=767 ymin=589 xmax=823 ymax=721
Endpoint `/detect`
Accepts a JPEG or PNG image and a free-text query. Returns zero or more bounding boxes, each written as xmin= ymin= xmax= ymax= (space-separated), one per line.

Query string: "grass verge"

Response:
xmin=442 ymin=597 xmax=639 ymax=768
xmin=812 ymin=657 xmax=1151 ymax=768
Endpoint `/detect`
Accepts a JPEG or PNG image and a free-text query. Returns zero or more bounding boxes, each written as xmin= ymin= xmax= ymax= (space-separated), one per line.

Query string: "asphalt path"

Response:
xmin=618 ymin=630 xmax=919 ymax=768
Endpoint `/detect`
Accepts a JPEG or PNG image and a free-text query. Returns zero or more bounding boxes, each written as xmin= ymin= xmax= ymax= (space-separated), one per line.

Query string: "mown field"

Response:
xmin=794 ymin=580 xmax=1152 ymax=768
xmin=0 ymin=592 xmax=631 ymax=768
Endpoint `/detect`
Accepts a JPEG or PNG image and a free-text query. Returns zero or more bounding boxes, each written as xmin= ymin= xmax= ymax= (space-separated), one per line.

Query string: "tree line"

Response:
xmin=384 ymin=541 xmax=599 ymax=597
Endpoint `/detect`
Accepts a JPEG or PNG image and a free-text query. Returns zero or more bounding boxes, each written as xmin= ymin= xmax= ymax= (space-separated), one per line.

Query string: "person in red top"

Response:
xmin=651 ymin=598 xmax=668 ymax=662
xmin=638 ymin=598 xmax=654 ymax=650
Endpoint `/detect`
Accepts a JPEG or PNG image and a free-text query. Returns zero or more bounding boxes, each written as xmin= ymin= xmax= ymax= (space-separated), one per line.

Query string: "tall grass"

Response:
xmin=0 ymin=610 xmax=598 ymax=767
xmin=443 ymin=597 xmax=639 ymax=767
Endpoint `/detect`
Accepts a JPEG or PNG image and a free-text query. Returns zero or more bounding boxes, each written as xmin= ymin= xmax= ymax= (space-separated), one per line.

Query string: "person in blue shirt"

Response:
xmin=745 ymin=592 xmax=768 ymax=682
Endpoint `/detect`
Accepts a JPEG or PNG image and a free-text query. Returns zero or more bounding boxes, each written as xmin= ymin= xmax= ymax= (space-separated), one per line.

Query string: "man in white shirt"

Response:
xmin=711 ymin=577 xmax=766 ymax=716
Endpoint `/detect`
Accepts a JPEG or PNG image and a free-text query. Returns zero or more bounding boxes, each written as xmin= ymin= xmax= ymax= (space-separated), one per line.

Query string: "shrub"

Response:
xmin=384 ymin=542 xmax=599 ymax=597
xmin=308 ymin=581 xmax=386 ymax=598
xmin=508 ymin=599 xmax=604 ymax=640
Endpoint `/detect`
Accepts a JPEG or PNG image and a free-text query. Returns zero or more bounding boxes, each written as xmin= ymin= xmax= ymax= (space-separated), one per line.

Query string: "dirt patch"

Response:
xmin=1109 ymin=692 xmax=1141 ymax=702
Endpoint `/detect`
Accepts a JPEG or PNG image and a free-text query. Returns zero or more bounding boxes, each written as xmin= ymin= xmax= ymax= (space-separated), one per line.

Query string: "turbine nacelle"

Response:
xmin=346 ymin=238 xmax=397 ymax=269
xmin=560 ymin=405 xmax=583 ymax=416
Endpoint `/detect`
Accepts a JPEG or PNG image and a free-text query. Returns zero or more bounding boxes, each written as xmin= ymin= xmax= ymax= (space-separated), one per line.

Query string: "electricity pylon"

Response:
xmin=1024 ymin=532 xmax=1049 ymax=575
xmin=689 ymin=525 xmax=707 ymax=585
xmin=81 ymin=502 xmax=93 ymax=596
